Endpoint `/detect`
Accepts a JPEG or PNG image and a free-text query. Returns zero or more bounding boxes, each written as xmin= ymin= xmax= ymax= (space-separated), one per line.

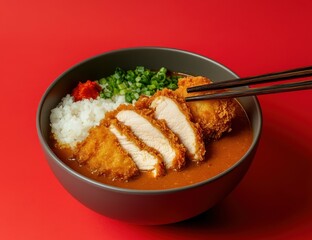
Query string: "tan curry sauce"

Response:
xmin=51 ymin=103 xmax=252 ymax=190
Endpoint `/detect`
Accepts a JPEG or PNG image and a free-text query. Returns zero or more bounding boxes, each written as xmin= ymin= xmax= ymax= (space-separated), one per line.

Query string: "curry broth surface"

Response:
xmin=51 ymin=104 xmax=252 ymax=190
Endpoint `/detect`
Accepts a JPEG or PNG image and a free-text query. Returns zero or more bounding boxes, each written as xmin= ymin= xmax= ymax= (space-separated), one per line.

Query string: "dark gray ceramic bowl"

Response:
xmin=37 ymin=47 xmax=262 ymax=225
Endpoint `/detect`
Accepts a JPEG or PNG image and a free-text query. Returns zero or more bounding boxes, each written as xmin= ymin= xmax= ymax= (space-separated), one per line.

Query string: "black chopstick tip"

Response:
xmin=187 ymin=84 xmax=214 ymax=93
xmin=187 ymin=86 xmax=201 ymax=93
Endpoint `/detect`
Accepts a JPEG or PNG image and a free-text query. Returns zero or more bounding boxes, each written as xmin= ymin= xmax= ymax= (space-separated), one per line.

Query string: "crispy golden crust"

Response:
xmin=136 ymin=89 xmax=206 ymax=163
xmin=74 ymin=123 xmax=139 ymax=181
xmin=106 ymin=119 xmax=166 ymax=177
xmin=175 ymin=76 xmax=238 ymax=140
xmin=107 ymin=104 xmax=186 ymax=171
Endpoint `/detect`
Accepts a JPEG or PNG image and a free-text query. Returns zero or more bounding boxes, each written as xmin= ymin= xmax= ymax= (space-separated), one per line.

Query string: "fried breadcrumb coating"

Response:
xmin=136 ymin=89 xmax=206 ymax=163
xmin=105 ymin=119 xmax=166 ymax=177
xmin=74 ymin=123 xmax=139 ymax=181
xmin=108 ymin=104 xmax=186 ymax=171
xmin=175 ymin=76 xmax=238 ymax=140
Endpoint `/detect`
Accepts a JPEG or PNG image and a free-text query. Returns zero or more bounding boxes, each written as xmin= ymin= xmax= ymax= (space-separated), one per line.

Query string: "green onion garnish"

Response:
xmin=98 ymin=66 xmax=180 ymax=103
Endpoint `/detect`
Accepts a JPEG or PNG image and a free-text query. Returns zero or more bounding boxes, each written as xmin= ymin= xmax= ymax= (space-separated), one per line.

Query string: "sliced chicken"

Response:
xmin=136 ymin=89 xmax=205 ymax=163
xmin=175 ymin=76 xmax=238 ymax=140
xmin=107 ymin=119 xmax=166 ymax=177
xmin=74 ymin=123 xmax=139 ymax=181
xmin=108 ymin=105 xmax=186 ymax=170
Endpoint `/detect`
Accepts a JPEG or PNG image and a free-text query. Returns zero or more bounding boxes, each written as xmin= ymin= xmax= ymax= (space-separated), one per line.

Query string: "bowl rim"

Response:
xmin=36 ymin=46 xmax=263 ymax=195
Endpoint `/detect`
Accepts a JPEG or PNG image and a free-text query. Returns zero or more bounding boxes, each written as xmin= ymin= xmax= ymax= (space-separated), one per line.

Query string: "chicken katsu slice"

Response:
xmin=135 ymin=89 xmax=205 ymax=163
xmin=108 ymin=105 xmax=186 ymax=170
xmin=106 ymin=119 xmax=166 ymax=177
xmin=175 ymin=76 xmax=238 ymax=140
xmin=74 ymin=123 xmax=139 ymax=181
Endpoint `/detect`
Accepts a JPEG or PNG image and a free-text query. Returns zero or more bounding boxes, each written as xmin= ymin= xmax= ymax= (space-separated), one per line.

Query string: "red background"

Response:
xmin=1 ymin=0 xmax=312 ymax=239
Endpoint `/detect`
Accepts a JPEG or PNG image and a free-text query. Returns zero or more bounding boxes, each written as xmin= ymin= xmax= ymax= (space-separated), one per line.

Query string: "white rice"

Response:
xmin=50 ymin=94 xmax=126 ymax=149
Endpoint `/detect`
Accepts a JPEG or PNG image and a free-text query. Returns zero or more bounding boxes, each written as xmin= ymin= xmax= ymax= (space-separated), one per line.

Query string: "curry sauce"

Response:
xmin=51 ymin=104 xmax=252 ymax=190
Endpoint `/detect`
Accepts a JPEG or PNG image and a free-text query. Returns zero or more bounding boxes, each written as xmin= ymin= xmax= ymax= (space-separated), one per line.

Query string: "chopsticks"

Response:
xmin=185 ymin=66 xmax=312 ymax=101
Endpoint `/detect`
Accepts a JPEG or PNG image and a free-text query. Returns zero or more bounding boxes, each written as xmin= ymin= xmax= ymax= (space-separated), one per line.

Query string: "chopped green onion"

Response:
xmin=125 ymin=92 xmax=133 ymax=103
xmin=99 ymin=78 xmax=107 ymax=85
xmin=118 ymin=82 xmax=127 ymax=90
xmin=133 ymin=92 xmax=140 ymax=100
xmin=98 ymin=66 xmax=181 ymax=103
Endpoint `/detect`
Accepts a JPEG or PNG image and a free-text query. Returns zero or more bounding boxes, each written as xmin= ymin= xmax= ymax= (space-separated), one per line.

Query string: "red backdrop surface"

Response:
xmin=1 ymin=0 xmax=312 ymax=239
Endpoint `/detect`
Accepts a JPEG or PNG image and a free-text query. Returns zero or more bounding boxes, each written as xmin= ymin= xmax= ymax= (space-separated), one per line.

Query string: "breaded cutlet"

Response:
xmin=175 ymin=76 xmax=238 ymax=140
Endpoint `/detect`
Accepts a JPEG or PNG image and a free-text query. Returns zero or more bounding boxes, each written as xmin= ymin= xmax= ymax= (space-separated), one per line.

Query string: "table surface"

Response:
xmin=1 ymin=0 xmax=312 ymax=239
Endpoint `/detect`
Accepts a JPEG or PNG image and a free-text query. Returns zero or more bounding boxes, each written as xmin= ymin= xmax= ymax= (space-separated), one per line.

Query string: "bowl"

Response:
xmin=36 ymin=47 xmax=262 ymax=225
